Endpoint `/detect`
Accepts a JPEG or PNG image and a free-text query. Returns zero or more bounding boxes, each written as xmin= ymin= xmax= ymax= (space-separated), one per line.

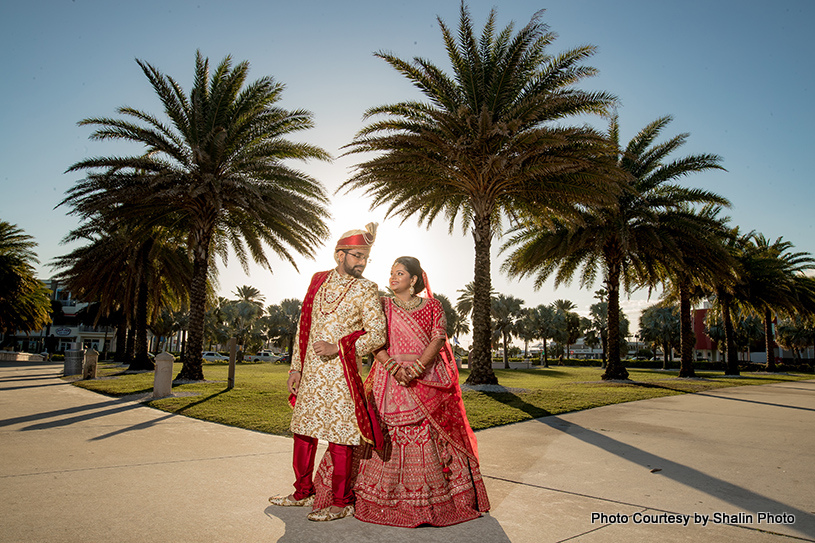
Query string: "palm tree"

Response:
xmin=340 ymin=4 xmax=620 ymax=385
xmin=53 ymin=218 xmax=192 ymax=370
xmin=734 ymin=234 xmax=815 ymax=371
xmin=0 ymin=221 xmax=51 ymax=343
xmin=491 ymin=294 xmax=524 ymax=369
xmin=62 ymin=51 xmax=331 ymax=381
xmin=655 ymin=205 xmax=734 ymax=377
xmin=697 ymin=225 xmax=750 ymax=375
xmin=503 ymin=114 xmax=726 ymax=380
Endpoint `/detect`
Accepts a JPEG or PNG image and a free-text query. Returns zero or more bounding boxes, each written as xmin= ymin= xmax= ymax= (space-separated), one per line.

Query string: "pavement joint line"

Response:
xmin=483 ymin=475 xmax=815 ymax=542
xmin=0 ymin=451 xmax=288 ymax=479
xmin=554 ymin=523 xmax=616 ymax=543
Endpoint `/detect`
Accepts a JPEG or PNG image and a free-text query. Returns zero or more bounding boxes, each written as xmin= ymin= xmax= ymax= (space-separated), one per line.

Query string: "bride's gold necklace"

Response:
xmin=392 ymin=295 xmax=422 ymax=311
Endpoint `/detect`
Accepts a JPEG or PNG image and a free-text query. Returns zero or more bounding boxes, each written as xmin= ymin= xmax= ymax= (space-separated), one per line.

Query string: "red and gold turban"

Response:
xmin=335 ymin=222 xmax=378 ymax=251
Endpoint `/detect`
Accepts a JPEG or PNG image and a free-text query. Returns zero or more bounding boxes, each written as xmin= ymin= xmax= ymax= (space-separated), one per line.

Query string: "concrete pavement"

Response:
xmin=1 ymin=360 xmax=813 ymax=542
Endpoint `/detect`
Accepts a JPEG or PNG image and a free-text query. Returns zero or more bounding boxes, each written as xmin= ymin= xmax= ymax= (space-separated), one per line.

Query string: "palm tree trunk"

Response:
xmin=764 ymin=309 xmax=777 ymax=372
xmin=180 ymin=329 xmax=187 ymax=362
xmin=114 ymin=312 xmax=127 ymax=362
xmin=125 ymin=327 xmax=135 ymax=364
xmin=177 ymin=253 xmax=207 ymax=380
xmin=464 ymin=213 xmax=498 ymax=385
xmin=601 ymin=255 xmax=628 ymax=380
xmin=678 ymin=279 xmax=696 ymax=378
xmin=503 ymin=332 xmax=509 ymax=369
xmin=129 ymin=277 xmax=153 ymax=371
xmin=719 ymin=291 xmax=739 ymax=375
xmin=542 ymin=338 xmax=549 ymax=367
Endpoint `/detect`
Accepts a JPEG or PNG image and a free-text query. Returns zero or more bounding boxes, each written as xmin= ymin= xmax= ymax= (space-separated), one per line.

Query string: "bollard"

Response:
xmin=64 ymin=348 xmax=85 ymax=376
xmin=152 ymin=352 xmax=175 ymax=399
xmin=83 ymin=349 xmax=99 ymax=379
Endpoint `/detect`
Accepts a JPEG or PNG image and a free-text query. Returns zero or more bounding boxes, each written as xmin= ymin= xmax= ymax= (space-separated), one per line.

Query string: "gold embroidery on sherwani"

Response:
xmin=290 ymin=269 xmax=386 ymax=445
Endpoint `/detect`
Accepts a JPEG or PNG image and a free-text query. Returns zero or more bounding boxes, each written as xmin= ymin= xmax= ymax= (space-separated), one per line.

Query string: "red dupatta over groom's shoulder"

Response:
xmin=290 ymin=270 xmax=383 ymax=449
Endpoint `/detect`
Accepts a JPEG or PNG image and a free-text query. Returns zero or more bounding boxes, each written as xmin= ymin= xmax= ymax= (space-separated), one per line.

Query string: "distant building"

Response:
xmin=692 ymin=307 xmax=719 ymax=362
xmin=4 ymin=279 xmax=117 ymax=354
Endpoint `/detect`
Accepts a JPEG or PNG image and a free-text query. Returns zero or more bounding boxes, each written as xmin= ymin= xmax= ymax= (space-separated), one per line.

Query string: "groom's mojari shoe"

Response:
xmin=307 ymin=505 xmax=355 ymax=521
xmin=268 ymin=494 xmax=315 ymax=507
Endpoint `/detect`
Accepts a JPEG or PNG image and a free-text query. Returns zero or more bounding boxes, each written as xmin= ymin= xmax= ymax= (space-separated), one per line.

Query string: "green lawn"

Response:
xmin=70 ymin=362 xmax=812 ymax=435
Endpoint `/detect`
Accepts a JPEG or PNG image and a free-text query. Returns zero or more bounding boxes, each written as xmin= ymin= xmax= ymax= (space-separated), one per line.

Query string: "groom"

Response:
xmin=269 ymin=223 xmax=386 ymax=521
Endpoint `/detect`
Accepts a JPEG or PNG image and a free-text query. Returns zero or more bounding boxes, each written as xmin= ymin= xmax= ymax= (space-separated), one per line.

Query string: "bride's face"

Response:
xmin=389 ymin=263 xmax=415 ymax=296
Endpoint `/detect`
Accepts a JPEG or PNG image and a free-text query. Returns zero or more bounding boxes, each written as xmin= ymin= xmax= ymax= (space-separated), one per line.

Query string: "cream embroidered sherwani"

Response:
xmin=290 ymin=269 xmax=386 ymax=445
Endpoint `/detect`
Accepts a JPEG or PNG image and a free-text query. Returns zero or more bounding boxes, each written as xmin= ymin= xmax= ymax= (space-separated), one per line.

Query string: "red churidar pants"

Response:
xmin=291 ymin=433 xmax=354 ymax=507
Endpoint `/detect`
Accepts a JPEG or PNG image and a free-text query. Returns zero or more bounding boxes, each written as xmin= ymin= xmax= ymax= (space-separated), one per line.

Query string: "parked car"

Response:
xmin=245 ymin=350 xmax=285 ymax=363
xmin=202 ymin=351 xmax=229 ymax=362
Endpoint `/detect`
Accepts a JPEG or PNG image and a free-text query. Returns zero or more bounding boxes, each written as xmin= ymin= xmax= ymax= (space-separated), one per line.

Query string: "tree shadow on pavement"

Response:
xmin=486 ymin=390 xmax=815 ymax=539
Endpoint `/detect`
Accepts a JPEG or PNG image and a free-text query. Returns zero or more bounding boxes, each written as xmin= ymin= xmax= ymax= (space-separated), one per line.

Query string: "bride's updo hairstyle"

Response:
xmin=394 ymin=256 xmax=425 ymax=295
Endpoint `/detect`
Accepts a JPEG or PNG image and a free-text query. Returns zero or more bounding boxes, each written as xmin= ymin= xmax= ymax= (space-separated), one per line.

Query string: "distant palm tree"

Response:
xmin=503 ymin=114 xmax=726 ymax=380
xmin=491 ymin=294 xmax=525 ymax=369
xmin=527 ymin=303 xmax=558 ymax=367
xmin=588 ymin=301 xmax=613 ymax=366
xmin=639 ymin=305 xmax=680 ymax=369
xmin=234 ymin=285 xmax=266 ymax=308
xmin=150 ymin=307 xmax=186 ymax=353
xmin=455 ymin=282 xmax=496 ymax=324
xmin=775 ymin=316 xmax=815 ymax=362
xmin=705 ymin=307 xmax=765 ymax=363
xmin=553 ymin=299 xmax=576 ymax=313
xmin=432 ymin=293 xmax=459 ymax=340
xmin=341 ymin=4 xmax=620 ymax=385
xmin=516 ymin=308 xmax=538 ymax=358
xmin=264 ymin=298 xmax=302 ymax=357
xmin=62 ymin=51 xmax=331 ymax=381
xmin=222 ymin=300 xmax=263 ymax=358
xmin=0 ymin=221 xmax=51 ymax=341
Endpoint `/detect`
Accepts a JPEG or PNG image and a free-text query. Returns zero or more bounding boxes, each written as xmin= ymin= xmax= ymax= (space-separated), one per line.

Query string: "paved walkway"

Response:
xmin=1 ymin=360 xmax=813 ymax=542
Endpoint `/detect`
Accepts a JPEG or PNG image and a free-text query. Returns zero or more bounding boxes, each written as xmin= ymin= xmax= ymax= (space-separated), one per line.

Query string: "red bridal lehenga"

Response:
xmin=352 ymin=294 xmax=490 ymax=527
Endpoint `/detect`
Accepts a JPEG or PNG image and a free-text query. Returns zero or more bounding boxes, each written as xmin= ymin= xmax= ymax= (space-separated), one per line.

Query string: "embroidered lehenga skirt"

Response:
xmin=352 ymin=296 xmax=490 ymax=527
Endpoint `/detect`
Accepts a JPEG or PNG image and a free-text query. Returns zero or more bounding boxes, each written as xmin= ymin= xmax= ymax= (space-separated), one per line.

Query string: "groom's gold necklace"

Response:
xmin=318 ymin=273 xmax=355 ymax=315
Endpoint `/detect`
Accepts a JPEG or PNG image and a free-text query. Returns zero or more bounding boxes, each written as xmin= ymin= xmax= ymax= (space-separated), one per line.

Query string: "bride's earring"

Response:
xmin=409 ymin=285 xmax=415 ymax=296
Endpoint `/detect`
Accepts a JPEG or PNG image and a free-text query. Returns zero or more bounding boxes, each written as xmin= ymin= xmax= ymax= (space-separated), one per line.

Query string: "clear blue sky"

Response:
xmin=1 ymin=0 xmax=813 ymax=344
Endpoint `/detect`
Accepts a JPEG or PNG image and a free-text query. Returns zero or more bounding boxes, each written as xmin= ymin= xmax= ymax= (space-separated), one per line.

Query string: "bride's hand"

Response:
xmin=394 ymin=367 xmax=410 ymax=386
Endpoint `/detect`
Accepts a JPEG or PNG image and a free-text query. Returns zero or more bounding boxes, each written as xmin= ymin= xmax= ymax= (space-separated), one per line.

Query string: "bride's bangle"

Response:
xmin=381 ymin=357 xmax=400 ymax=376
xmin=407 ymin=360 xmax=426 ymax=379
